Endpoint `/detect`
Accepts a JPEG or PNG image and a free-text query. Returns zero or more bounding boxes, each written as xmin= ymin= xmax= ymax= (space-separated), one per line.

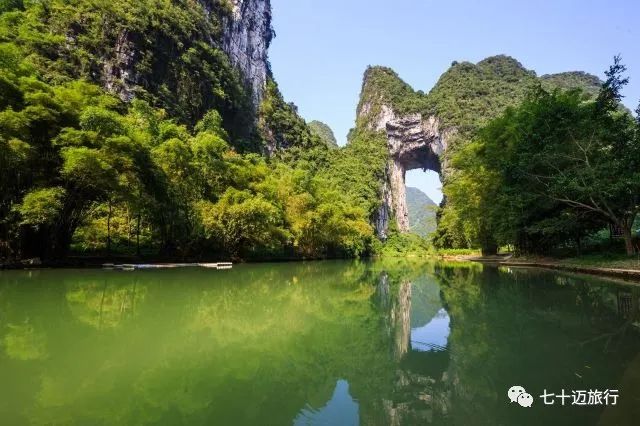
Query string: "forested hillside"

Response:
xmin=0 ymin=0 xmax=374 ymax=263
xmin=1 ymin=1 xmax=637 ymax=264
xmin=308 ymin=121 xmax=338 ymax=149
xmin=406 ymin=187 xmax=437 ymax=237
xmin=442 ymin=58 xmax=640 ymax=255
xmin=347 ymin=55 xmax=638 ymax=256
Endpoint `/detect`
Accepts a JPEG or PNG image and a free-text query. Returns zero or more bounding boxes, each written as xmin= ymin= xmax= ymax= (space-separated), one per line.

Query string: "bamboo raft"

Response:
xmin=102 ymin=262 xmax=233 ymax=271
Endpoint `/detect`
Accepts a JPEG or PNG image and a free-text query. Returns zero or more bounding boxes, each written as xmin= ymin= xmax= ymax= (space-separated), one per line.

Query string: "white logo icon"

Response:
xmin=518 ymin=392 xmax=534 ymax=407
xmin=508 ymin=385 xmax=533 ymax=407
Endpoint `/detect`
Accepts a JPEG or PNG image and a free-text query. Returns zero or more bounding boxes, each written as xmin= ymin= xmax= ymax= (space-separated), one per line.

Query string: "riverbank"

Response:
xmin=0 ymin=253 xmax=361 ymax=270
xmin=0 ymin=256 xmax=233 ymax=270
xmin=441 ymin=252 xmax=640 ymax=282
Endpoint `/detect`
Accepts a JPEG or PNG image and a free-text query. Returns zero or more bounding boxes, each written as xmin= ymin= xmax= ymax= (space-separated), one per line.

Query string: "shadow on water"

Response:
xmin=0 ymin=260 xmax=639 ymax=425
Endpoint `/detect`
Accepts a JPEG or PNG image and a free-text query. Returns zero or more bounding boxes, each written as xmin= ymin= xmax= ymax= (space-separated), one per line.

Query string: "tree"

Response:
xmin=446 ymin=57 xmax=640 ymax=256
xmin=198 ymin=189 xmax=287 ymax=258
xmin=521 ymin=58 xmax=640 ymax=255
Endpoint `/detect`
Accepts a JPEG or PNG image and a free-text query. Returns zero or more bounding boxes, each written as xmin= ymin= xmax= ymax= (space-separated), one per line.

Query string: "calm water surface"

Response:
xmin=1 ymin=260 xmax=639 ymax=425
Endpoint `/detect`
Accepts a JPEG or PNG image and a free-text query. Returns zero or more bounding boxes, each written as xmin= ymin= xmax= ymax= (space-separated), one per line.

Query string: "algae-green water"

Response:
xmin=1 ymin=261 xmax=639 ymax=425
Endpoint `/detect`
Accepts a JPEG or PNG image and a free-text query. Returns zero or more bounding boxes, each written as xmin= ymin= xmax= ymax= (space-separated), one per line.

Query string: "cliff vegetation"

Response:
xmin=0 ymin=0 xmax=374 ymax=263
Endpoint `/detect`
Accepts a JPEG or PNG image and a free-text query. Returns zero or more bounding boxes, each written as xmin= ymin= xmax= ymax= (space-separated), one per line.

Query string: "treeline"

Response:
xmin=0 ymin=0 xmax=389 ymax=262
xmin=436 ymin=57 xmax=640 ymax=256
xmin=0 ymin=71 xmax=374 ymax=260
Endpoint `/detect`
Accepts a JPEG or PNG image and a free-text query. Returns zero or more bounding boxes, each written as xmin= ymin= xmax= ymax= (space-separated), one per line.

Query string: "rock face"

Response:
xmin=355 ymin=66 xmax=452 ymax=239
xmin=102 ymin=30 xmax=138 ymax=102
xmin=222 ymin=0 xmax=273 ymax=107
xmin=100 ymin=0 xmax=273 ymax=109
xmin=366 ymin=106 xmax=449 ymax=238
xmin=386 ymin=114 xmax=448 ymax=233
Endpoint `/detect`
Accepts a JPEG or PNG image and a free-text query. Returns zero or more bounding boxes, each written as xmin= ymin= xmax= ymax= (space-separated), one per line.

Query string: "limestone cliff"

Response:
xmin=354 ymin=58 xmax=602 ymax=239
xmin=383 ymin=113 xmax=449 ymax=234
xmin=356 ymin=67 xmax=451 ymax=238
xmin=100 ymin=0 xmax=273 ymax=111
xmin=102 ymin=29 xmax=138 ymax=102
xmin=221 ymin=0 xmax=273 ymax=107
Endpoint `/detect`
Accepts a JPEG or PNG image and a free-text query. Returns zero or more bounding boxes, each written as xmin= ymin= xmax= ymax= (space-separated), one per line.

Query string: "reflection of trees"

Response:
xmin=0 ymin=262 xmax=399 ymax=425
xmin=432 ymin=265 xmax=640 ymax=426
xmin=579 ymin=288 xmax=640 ymax=353
xmin=3 ymin=322 xmax=47 ymax=361
xmin=66 ymin=278 xmax=146 ymax=329
xmin=374 ymin=263 xmax=640 ymax=426
xmin=1 ymin=262 xmax=639 ymax=425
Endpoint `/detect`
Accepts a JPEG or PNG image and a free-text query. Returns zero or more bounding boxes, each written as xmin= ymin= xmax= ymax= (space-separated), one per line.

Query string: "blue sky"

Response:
xmin=269 ymin=0 xmax=640 ymax=203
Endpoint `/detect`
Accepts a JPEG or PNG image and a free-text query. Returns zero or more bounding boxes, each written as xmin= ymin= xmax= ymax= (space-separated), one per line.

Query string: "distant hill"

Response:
xmin=406 ymin=187 xmax=438 ymax=237
xmin=540 ymin=71 xmax=602 ymax=97
xmin=309 ymin=121 xmax=339 ymax=148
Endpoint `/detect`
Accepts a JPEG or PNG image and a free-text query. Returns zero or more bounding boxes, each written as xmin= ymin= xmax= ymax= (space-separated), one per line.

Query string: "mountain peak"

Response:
xmin=357 ymin=66 xmax=427 ymax=124
xmin=309 ymin=120 xmax=338 ymax=148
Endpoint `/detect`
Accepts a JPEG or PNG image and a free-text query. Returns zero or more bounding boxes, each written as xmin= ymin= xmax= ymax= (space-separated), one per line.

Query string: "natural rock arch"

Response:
xmin=372 ymin=109 xmax=450 ymax=239
xmin=355 ymin=61 xmax=602 ymax=241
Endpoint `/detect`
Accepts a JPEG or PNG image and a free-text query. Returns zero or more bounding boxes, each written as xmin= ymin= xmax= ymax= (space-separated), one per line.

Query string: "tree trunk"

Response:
xmin=107 ymin=202 xmax=112 ymax=256
xmin=480 ymin=235 xmax=498 ymax=257
xmin=136 ymin=212 xmax=141 ymax=257
xmin=126 ymin=207 xmax=131 ymax=250
xmin=622 ymin=226 xmax=635 ymax=256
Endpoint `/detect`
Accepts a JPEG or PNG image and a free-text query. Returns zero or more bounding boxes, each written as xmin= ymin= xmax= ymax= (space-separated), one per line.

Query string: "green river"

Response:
xmin=1 ymin=260 xmax=639 ymax=425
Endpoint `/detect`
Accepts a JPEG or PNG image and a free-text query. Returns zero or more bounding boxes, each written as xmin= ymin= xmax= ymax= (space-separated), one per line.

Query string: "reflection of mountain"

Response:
xmin=294 ymin=380 xmax=358 ymax=426
xmin=1 ymin=263 xmax=640 ymax=425
xmin=411 ymin=308 xmax=450 ymax=352
xmin=409 ymin=275 xmax=443 ymax=328
xmin=376 ymin=264 xmax=640 ymax=426
xmin=376 ymin=272 xmax=453 ymax=425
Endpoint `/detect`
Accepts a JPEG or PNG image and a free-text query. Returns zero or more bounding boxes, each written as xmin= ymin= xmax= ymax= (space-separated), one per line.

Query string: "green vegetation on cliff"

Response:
xmin=350 ymin=56 xmax=621 ymax=255
xmin=0 ymin=0 xmax=258 ymax=149
xmin=540 ymin=71 xmax=602 ymax=97
xmin=0 ymin=1 xmax=375 ymax=262
xmin=356 ymin=66 xmax=429 ymax=119
xmin=427 ymin=56 xmax=538 ymax=136
xmin=357 ymin=56 xmax=603 ymax=142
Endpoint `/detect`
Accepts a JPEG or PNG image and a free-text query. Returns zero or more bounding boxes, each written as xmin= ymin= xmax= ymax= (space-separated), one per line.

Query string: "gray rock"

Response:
xmin=99 ymin=0 xmax=273 ymax=111
xmin=362 ymin=104 xmax=452 ymax=237
xmin=222 ymin=0 xmax=273 ymax=108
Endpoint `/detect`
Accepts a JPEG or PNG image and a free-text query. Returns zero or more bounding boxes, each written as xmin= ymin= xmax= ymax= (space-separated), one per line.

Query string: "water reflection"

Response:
xmin=295 ymin=380 xmax=359 ymax=426
xmin=0 ymin=262 xmax=639 ymax=425
xmin=411 ymin=308 xmax=450 ymax=352
xmin=3 ymin=322 xmax=47 ymax=361
xmin=372 ymin=263 xmax=640 ymax=426
xmin=66 ymin=278 xmax=144 ymax=329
